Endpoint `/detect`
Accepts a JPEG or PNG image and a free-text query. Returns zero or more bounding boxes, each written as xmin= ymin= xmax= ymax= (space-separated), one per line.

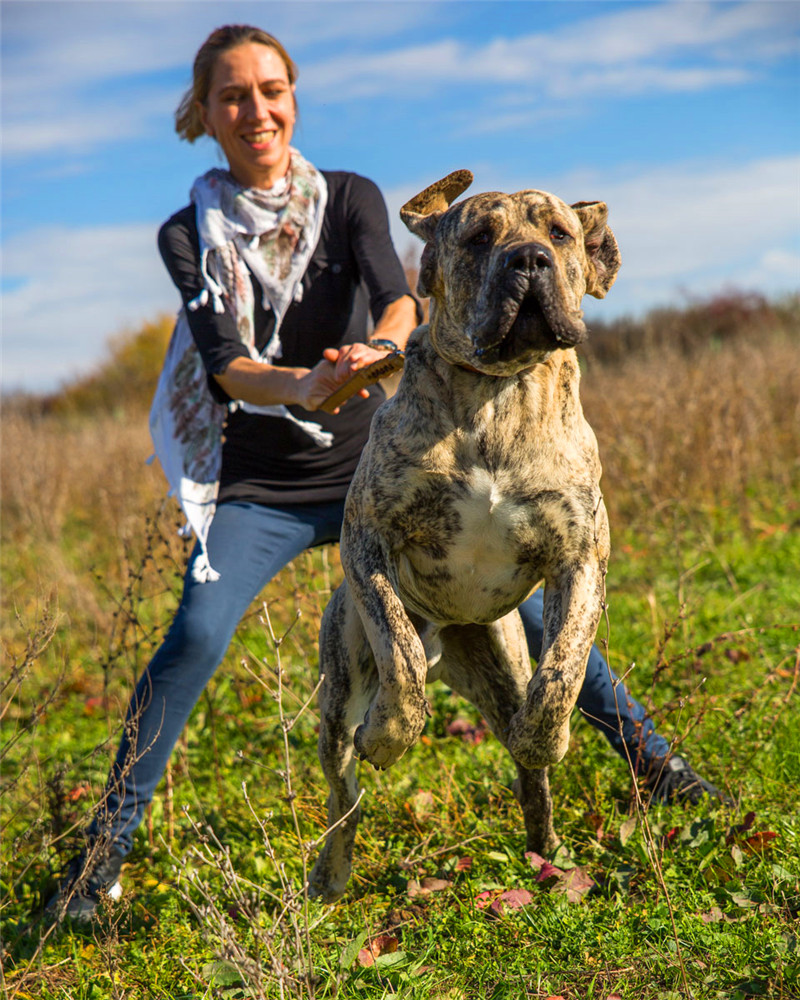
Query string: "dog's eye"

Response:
xmin=550 ymin=225 xmax=571 ymax=242
xmin=469 ymin=231 xmax=490 ymax=247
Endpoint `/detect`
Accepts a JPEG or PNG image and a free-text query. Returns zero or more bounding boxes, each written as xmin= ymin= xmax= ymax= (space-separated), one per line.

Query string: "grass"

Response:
xmin=1 ymin=297 xmax=799 ymax=998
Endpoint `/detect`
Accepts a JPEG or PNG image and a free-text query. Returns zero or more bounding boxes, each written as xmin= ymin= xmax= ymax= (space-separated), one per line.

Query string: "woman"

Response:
xmin=51 ymin=25 xmax=725 ymax=921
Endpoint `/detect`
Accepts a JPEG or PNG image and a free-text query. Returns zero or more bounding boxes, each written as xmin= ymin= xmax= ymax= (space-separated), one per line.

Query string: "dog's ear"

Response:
xmin=402 ymin=170 xmax=474 ymax=297
xmin=400 ymin=170 xmax=474 ymax=243
xmin=571 ymin=201 xmax=621 ymax=299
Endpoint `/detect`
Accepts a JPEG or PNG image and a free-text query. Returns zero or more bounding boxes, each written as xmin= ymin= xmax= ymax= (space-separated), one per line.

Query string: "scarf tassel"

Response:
xmin=188 ymin=249 xmax=226 ymax=314
xmin=191 ymin=547 xmax=221 ymax=584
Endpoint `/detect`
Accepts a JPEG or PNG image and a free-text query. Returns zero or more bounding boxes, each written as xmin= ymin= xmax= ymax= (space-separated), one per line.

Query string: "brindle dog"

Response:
xmin=310 ymin=170 xmax=621 ymax=901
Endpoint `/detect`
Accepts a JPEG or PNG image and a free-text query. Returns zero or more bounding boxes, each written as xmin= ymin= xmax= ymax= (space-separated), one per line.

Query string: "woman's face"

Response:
xmin=200 ymin=42 xmax=295 ymax=189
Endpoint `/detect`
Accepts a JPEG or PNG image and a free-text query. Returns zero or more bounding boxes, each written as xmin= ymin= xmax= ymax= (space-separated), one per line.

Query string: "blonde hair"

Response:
xmin=175 ymin=25 xmax=298 ymax=143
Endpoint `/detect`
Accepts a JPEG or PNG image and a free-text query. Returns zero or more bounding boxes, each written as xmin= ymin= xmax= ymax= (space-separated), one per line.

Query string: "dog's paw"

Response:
xmin=353 ymin=695 xmax=426 ymax=770
xmin=506 ymin=711 xmax=571 ymax=770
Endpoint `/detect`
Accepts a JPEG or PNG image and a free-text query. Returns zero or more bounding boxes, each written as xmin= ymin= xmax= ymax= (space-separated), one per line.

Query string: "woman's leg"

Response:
xmin=517 ymin=588 xmax=670 ymax=769
xmin=89 ymin=499 xmax=345 ymax=855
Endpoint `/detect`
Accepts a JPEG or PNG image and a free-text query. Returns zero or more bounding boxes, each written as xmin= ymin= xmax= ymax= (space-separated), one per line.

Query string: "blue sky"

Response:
xmin=2 ymin=0 xmax=799 ymax=393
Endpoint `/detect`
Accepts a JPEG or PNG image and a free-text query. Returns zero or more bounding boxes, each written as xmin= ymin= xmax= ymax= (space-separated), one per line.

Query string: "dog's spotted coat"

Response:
xmin=310 ymin=171 xmax=621 ymax=901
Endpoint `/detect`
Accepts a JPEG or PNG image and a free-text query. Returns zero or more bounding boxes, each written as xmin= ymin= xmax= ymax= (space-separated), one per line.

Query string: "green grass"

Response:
xmin=2 ymin=493 xmax=798 ymax=999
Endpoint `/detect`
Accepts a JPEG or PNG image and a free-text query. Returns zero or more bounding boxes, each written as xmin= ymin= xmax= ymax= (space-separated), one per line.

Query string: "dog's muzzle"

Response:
xmin=471 ymin=241 xmax=586 ymax=359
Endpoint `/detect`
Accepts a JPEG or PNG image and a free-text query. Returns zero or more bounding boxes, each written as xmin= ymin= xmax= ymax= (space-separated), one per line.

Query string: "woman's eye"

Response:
xmin=550 ymin=225 xmax=570 ymax=242
xmin=470 ymin=231 xmax=490 ymax=246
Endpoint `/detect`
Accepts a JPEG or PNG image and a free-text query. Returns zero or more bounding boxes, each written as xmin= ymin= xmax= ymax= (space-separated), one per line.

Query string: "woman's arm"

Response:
xmin=160 ymin=208 xmax=372 ymax=413
xmin=369 ymin=294 xmax=418 ymax=352
xmin=214 ymin=353 xmax=364 ymax=412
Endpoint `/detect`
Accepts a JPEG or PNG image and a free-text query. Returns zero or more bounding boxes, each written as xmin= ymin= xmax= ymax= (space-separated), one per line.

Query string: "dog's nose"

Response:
xmin=503 ymin=243 xmax=553 ymax=274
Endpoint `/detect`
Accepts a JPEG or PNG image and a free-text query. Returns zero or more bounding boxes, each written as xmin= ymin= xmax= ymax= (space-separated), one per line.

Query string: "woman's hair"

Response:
xmin=175 ymin=25 xmax=298 ymax=143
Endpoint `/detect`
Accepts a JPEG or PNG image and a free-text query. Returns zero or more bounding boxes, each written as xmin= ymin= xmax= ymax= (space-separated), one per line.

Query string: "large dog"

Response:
xmin=310 ymin=170 xmax=621 ymax=902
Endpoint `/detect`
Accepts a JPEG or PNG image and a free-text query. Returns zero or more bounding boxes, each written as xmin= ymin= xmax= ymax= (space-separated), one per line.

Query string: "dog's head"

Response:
xmin=401 ymin=170 xmax=621 ymax=374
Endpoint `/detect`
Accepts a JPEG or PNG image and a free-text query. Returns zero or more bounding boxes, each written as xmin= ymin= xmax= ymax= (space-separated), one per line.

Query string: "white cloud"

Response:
xmin=2 ymin=222 xmax=177 ymax=392
xmin=3 ymin=1 xmax=795 ymax=160
xmin=302 ymin=1 xmax=798 ymax=101
xmin=0 ymin=0 xmax=442 ymax=155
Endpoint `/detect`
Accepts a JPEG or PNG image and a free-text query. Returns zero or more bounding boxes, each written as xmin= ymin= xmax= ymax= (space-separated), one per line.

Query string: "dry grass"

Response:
xmin=580 ymin=326 xmax=800 ymax=529
xmin=2 ymin=297 xmax=797 ymax=626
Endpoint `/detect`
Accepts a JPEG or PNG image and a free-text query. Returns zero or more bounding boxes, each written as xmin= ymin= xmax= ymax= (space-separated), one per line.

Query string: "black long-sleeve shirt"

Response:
xmin=158 ymin=171 xmax=413 ymax=506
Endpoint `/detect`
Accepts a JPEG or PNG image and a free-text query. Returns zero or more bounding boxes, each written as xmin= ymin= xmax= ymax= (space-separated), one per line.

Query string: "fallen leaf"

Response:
xmin=475 ymin=888 xmax=534 ymax=916
xmin=357 ymin=933 xmax=399 ymax=967
xmin=726 ymin=811 xmax=757 ymax=845
xmin=405 ymin=789 xmax=436 ymax=821
xmin=66 ymin=784 xmax=90 ymax=803
xmin=489 ymin=888 xmax=533 ymax=915
xmin=525 ymin=851 xmax=549 ymax=871
xmin=584 ymin=811 xmax=604 ymax=839
xmin=534 ymin=861 xmax=564 ymax=887
xmin=619 ymin=814 xmax=637 ymax=845
xmin=743 ymin=831 xmax=778 ymax=853
xmin=386 ymin=905 xmax=424 ymax=929
xmin=554 ymin=866 xmax=595 ymax=903
xmin=725 ymin=647 xmax=751 ymax=664
xmin=407 ymin=876 xmax=451 ymax=899
xmin=699 ymin=906 xmax=725 ymax=923
xmin=455 ymin=856 xmax=473 ymax=871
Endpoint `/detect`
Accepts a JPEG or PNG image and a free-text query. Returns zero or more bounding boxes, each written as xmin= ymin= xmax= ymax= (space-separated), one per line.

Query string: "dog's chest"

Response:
xmin=392 ymin=457 xmax=590 ymax=625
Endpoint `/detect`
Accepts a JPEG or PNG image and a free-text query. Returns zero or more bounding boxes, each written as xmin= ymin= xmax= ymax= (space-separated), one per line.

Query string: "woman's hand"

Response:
xmin=297 ymin=343 xmax=391 ymax=413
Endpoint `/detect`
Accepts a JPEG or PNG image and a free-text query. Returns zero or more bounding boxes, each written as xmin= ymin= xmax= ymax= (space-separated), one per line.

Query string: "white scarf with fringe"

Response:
xmin=149 ymin=151 xmax=329 ymax=582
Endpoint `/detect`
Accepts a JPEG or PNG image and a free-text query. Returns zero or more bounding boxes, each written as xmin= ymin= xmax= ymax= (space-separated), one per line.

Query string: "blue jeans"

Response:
xmin=92 ymin=500 xmax=667 ymax=855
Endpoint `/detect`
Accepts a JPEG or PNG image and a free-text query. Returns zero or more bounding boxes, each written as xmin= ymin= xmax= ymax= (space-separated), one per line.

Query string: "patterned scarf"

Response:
xmin=149 ymin=150 xmax=329 ymax=582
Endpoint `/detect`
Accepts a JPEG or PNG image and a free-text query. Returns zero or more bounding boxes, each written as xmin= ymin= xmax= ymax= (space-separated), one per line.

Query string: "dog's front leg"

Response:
xmin=342 ymin=523 xmax=429 ymax=771
xmin=507 ymin=560 xmax=606 ymax=770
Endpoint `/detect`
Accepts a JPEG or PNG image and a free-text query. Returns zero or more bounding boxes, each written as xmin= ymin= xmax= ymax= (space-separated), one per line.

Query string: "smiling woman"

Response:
xmin=46 ymin=22 xmax=421 ymax=922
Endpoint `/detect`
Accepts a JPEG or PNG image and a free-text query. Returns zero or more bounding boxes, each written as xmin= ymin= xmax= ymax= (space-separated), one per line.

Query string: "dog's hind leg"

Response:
xmin=436 ymin=614 xmax=558 ymax=856
xmin=309 ymin=584 xmax=378 ymax=903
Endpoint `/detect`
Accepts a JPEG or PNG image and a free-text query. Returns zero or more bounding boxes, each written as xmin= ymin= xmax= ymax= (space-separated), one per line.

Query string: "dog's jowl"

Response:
xmin=310 ymin=170 xmax=621 ymax=902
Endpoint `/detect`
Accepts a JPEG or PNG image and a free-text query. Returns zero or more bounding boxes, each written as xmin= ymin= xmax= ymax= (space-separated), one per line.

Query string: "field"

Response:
xmin=1 ymin=294 xmax=799 ymax=999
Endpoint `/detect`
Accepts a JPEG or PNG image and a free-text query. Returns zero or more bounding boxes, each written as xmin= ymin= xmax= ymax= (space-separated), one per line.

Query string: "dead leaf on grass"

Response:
xmin=554 ymin=866 xmax=595 ymax=903
xmin=475 ymin=887 xmax=534 ymax=916
xmin=619 ymin=814 xmax=637 ymax=845
xmin=526 ymin=851 xmax=595 ymax=901
xmin=357 ymin=933 xmax=399 ymax=967
xmin=405 ymin=789 xmax=436 ymax=821
xmin=407 ymin=876 xmax=451 ymax=899
xmin=743 ymin=831 xmax=778 ymax=853
xmin=584 ymin=811 xmax=605 ymax=839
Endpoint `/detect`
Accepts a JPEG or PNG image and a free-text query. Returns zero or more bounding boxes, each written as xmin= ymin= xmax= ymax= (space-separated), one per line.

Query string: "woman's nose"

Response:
xmin=247 ymin=88 xmax=273 ymax=122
